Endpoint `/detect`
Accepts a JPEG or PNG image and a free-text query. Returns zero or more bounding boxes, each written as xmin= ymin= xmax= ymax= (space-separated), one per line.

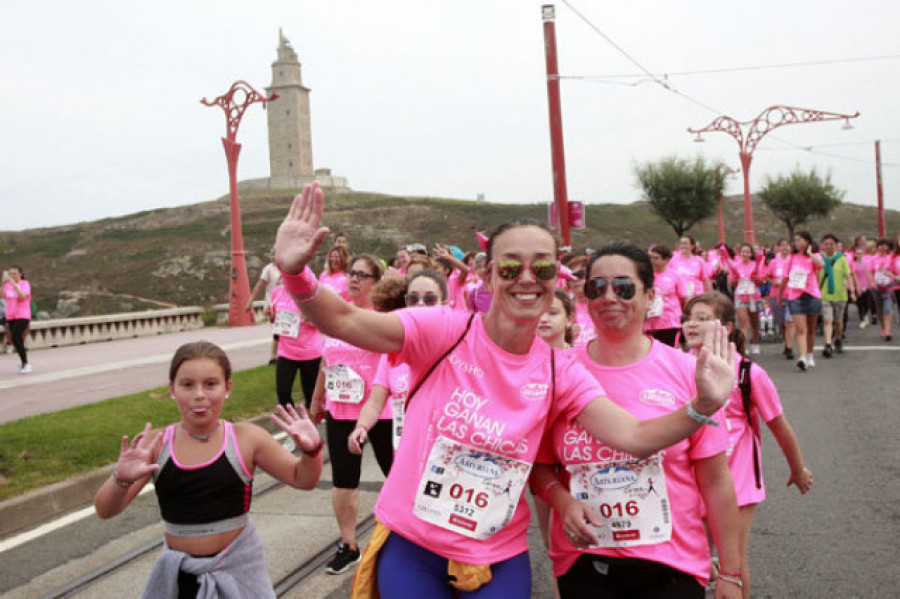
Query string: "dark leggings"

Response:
xmin=275 ymin=356 xmax=321 ymax=409
xmin=326 ymin=414 xmax=393 ymax=488
xmin=558 ymin=554 xmax=704 ymax=599
xmin=7 ymin=319 xmax=28 ymax=365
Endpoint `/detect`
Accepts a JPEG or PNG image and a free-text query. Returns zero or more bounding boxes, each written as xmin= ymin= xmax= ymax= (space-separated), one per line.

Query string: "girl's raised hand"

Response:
xmin=274 ymin=182 xmax=331 ymax=275
xmin=115 ymin=422 xmax=162 ymax=483
xmin=272 ymin=404 xmax=321 ymax=453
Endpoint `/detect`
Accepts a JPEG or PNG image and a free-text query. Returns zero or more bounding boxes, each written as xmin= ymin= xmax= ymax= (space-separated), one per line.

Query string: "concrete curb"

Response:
xmin=0 ymin=415 xmax=276 ymax=540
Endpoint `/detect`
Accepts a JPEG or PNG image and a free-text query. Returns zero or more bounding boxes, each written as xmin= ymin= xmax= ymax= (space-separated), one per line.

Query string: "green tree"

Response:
xmin=634 ymin=156 xmax=726 ymax=238
xmin=758 ymin=168 xmax=844 ymax=238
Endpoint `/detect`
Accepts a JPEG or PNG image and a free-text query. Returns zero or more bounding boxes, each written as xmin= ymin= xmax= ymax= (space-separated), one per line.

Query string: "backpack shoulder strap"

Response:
xmin=404 ymin=312 xmax=476 ymax=410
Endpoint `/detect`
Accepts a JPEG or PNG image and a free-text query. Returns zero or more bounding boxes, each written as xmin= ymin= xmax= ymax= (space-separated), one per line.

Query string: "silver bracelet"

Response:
xmin=687 ymin=402 xmax=719 ymax=427
xmin=111 ymin=472 xmax=134 ymax=488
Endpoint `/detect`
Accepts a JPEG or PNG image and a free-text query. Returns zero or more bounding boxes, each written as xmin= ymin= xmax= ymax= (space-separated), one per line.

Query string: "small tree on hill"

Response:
xmin=758 ymin=168 xmax=844 ymax=239
xmin=634 ymin=156 xmax=726 ymax=238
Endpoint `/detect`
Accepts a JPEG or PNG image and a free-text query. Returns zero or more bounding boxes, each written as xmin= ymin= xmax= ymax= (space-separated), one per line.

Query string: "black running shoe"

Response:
xmin=797 ymin=358 xmax=807 ymax=371
xmin=823 ymin=344 xmax=833 ymax=358
xmin=325 ymin=543 xmax=361 ymax=575
xmin=783 ymin=347 xmax=794 ymax=360
xmin=835 ymin=338 xmax=843 ymax=353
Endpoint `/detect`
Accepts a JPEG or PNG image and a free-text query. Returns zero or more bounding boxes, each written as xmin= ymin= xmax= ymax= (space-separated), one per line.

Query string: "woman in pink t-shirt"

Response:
xmin=871 ymin=238 xmax=896 ymax=341
xmin=645 ymin=245 xmax=685 ymax=347
xmin=767 ymin=239 xmax=795 ymax=359
xmin=718 ymin=243 xmax=766 ymax=355
xmin=272 ymin=183 xmax=737 ymax=599
xmin=3 ymin=266 xmax=32 ymax=373
xmin=848 ymin=236 xmax=876 ymax=329
xmin=683 ymin=292 xmax=812 ymax=599
xmin=309 ymin=254 xmax=394 ymax=575
xmin=532 ymin=242 xmax=743 ymax=599
xmin=270 ymin=285 xmax=322 ymax=410
xmin=566 ymin=256 xmax=596 ymax=348
xmin=433 ymin=245 xmax=470 ymax=311
xmin=777 ymin=232 xmax=825 ymax=370
xmin=668 ymin=235 xmax=712 ymax=300
xmin=318 ymin=245 xmax=351 ymax=301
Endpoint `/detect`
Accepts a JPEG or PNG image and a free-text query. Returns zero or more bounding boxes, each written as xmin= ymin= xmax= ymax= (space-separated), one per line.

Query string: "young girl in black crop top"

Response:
xmin=94 ymin=341 xmax=324 ymax=598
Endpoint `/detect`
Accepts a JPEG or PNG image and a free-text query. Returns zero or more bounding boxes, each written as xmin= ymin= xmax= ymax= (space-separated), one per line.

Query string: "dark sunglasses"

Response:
xmin=571 ymin=269 xmax=586 ymax=280
xmin=584 ymin=277 xmax=638 ymax=301
xmin=405 ymin=293 xmax=441 ymax=306
xmin=347 ymin=270 xmax=377 ymax=280
xmin=491 ymin=259 xmax=558 ymax=281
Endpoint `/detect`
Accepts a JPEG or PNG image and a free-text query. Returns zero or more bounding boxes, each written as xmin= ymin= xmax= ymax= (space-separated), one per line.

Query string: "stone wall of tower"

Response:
xmin=266 ymin=32 xmax=313 ymax=180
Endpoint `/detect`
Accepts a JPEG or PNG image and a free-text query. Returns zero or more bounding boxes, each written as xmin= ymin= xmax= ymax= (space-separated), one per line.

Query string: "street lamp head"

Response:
xmin=841 ymin=117 xmax=854 ymax=131
xmin=693 ymin=132 xmax=705 ymax=143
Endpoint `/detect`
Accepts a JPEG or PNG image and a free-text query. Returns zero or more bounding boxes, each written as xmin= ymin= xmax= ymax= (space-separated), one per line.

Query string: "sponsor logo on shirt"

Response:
xmin=454 ymin=453 xmax=501 ymax=480
xmin=638 ymin=388 xmax=676 ymax=407
xmin=520 ymin=382 xmax=549 ymax=401
xmin=590 ymin=465 xmax=638 ymax=489
xmin=448 ymin=353 xmax=484 ymax=378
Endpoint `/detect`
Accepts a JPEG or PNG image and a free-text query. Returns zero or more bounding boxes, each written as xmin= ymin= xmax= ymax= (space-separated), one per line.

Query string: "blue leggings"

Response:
xmin=376 ymin=533 xmax=532 ymax=598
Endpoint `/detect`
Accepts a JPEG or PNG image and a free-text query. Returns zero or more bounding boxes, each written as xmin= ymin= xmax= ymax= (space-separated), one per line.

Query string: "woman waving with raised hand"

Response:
xmin=274 ymin=183 xmax=736 ymax=599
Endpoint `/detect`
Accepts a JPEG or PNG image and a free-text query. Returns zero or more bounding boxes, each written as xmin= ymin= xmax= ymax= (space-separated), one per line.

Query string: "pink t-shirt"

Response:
xmin=4 ymin=280 xmax=31 ymax=320
xmin=374 ymin=307 xmax=603 ymax=564
xmin=572 ymin=302 xmax=597 ymax=347
xmin=783 ymin=255 xmax=822 ymax=300
xmin=319 ymin=271 xmax=350 ymax=301
xmin=644 ymin=268 xmax=683 ymax=331
xmin=725 ymin=360 xmax=783 ymax=507
xmin=444 ymin=270 xmax=468 ymax=311
xmin=720 ymin=253 xmax=763 ymax=302
xmin=668 ymin=254 xmax=708 ymax=298
xmin=374 ymin=355 xmax=410 ymax=448
xmin=849 ymin=253 xmax=873 ymax=291
xmin=320 ymin=332 xmax=386 ymax=421
xmin=766 ymin=254 xmax=791 ymax=298
xmin=537 ymin=340 xmax=729 ymax=585
xmin=270 ymin=286 xmax=322 ymax=362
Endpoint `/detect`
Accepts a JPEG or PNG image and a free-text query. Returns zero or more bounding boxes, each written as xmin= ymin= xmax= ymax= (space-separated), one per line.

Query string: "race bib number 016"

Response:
xmin=414 ymin=436 xmax=531 ymax=540
xmin=324 ymin=364 xmax=365 ymax=404
xmin=567 ymin=456 xmax=672 ymax=548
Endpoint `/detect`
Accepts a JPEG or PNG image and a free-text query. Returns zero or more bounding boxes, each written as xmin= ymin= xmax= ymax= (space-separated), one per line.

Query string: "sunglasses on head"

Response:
xmin=405 ymin=293 xmax=441 ymax=306
xmin=347 ymin=270 xmax=377 ymax=280
xmin=584 ymin=277 xmax=638 ymax=301
xmin=491 ymin=259 xmax=558 ymax=281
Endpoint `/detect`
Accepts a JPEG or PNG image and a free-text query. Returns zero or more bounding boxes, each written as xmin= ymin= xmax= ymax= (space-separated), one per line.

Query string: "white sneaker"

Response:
xmin=4 ymin=345 xmax=11 ymax=354
xmin=859 ymin=320 xmax=868 ymax=329
xmin=806 ymin=355 xmax=816 ymax=368
xmin=18 ymin=364 xmax=31 ymax=374
xmin=750 ymin=344 xmax=761 ymax=355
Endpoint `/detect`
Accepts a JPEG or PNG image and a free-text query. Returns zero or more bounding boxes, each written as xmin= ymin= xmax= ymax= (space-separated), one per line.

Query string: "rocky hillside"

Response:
xmin=1 ymin=187 xmax=897 ymax=318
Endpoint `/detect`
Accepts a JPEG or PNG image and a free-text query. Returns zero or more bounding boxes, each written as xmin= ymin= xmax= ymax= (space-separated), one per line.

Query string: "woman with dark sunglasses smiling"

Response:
xmin=350 ymin=270 xmax=448 ymax=455
xmin=532 ymin=241 xmax=743 ymax=599
xmin=274 ymin=184 xmax=736 ymax=599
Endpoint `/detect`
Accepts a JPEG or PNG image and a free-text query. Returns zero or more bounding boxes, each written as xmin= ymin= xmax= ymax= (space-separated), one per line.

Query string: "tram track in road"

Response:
xmin=36 ymin=455 xmax=377 ymax=599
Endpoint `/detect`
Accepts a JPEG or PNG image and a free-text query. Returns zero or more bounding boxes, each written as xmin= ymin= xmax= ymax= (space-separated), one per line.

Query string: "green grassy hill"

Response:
xmin=2 ymin=187 xmax=897 ymax=318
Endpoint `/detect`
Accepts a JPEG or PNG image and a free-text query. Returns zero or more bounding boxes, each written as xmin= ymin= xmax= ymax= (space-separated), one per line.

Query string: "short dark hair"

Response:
xmin=588 ymin=241 xmax=654 ymax=291
xmin=486 ymin=218 xmax=556 ymax=261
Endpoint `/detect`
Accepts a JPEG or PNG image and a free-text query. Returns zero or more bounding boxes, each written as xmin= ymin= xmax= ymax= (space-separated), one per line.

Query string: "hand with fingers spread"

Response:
xmin=271 ymin=404 xmax=321 ymax=454
xmin=274 ymin=182 xmax=331 ymax=276
xmin=693 ymin=321 xmax=737 ymax=415
xmin=114 ymin=422 xmax=162 ymax=484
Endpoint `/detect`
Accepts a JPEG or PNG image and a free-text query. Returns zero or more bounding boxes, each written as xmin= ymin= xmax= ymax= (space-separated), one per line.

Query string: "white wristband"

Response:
xmin=687 ymin=402 xmax=719 ymax=427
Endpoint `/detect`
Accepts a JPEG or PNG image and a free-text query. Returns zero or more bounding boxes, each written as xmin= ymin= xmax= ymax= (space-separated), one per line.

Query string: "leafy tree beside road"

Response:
xmin=634 ymin=156 xmax=726 ymax=237
xmin=758 ymin=168 xmax=844 ymax=238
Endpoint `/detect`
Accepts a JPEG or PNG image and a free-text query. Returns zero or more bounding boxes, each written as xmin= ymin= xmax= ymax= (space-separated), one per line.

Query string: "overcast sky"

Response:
xmin=3 ymin=1 xmax=899 ymax=232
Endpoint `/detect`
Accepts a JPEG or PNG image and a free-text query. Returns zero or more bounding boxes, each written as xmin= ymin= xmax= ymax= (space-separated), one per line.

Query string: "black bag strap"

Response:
xmin=404 ymin=312 xmax=476 ymax=411
xmin=738 ymin=358 xmax=762 ymax=489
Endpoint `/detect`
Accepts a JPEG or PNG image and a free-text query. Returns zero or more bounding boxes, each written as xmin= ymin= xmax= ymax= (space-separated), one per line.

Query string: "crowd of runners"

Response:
xmin=96 ymin=182 xmax=900 ymax=598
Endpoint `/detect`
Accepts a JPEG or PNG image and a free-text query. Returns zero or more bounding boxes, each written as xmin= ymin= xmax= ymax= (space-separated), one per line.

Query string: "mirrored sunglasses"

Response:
xmin=492 ymin=259 xmax=558 ymax=281
xmin=584 ymin=277 xmax=638 ymax=301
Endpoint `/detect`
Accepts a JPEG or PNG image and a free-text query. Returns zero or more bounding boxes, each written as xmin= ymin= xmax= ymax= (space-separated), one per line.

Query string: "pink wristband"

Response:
xmin=280 ymin=266 xmax=318 ymax=297
xmin=540 ymin=480 xmax=562 ymax=502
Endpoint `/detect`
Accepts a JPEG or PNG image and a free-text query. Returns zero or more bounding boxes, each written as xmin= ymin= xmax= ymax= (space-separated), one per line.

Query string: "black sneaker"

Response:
xmin=783 ymin=347 xmax=794 ymax=360
xmin=823 ymin=344 xmax=833 ymax=358
xmin=797 ymin=358 xmax=807 ymax=372
xmin=886 ymin=335 xmax=894 ymax=342
xmin=325 ymin=543 xmax=361 ymax=575
xmin=835 ymin=338 xmax=843 ymax=353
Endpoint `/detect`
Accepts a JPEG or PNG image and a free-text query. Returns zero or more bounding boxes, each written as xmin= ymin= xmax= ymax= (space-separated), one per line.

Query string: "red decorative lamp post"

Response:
xmin=716 ymin=166 xmax=741 ymax=245
xmin=542 ymin=4 xmax=571 ymax=250
xmin=202 ymin=81 xmax=277 ymax=326
xmin=689 ymin=105 xmax=859 ymax=245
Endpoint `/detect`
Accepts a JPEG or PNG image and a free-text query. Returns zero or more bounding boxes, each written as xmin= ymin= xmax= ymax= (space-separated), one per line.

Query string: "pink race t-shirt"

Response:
xmin=721 ymin=253 xmax=763 ymax=302
xmin=3 ymin=280 xmax=31 ymax=320
xmin=537 ymin=340 xmax=729 ymax=586
xmin=319 ymin=271 xmax=350 ymax=301
xmin=320 ymin=333 xmax=387 ymax=421
xmin=668 ymin=254 xmax=708 ymax=298
xmin=849 ymin=253 xmax=873 ymax=291
xmin=725 ymin=360 xmax=783 ymax=507
xmin=374 ymin=307 xmax=603 ymax=564
xmin=783 ymin=255 xmax=822 ymax=300
xmin=374 ymin=355 xmax=411 ymax=448
xmin=766 ymin=254 xmax=791 ymax=297
xmin=572 ymin=302 xmax=597 ymax=347
xmin=644 ymin=268 xmax=683 ymax=331
xmin=270 ymin=286 xmax=322 ymax=362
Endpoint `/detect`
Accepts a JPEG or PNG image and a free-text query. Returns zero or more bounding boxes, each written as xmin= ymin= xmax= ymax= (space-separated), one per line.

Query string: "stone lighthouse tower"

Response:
xmin=266 ymin=29 xmax=314 ymax=186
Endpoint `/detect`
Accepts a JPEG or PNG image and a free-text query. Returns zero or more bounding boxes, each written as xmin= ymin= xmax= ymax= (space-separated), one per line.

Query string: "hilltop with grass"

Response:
xmin=2 ymin=187 xmax=897 ymax=318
